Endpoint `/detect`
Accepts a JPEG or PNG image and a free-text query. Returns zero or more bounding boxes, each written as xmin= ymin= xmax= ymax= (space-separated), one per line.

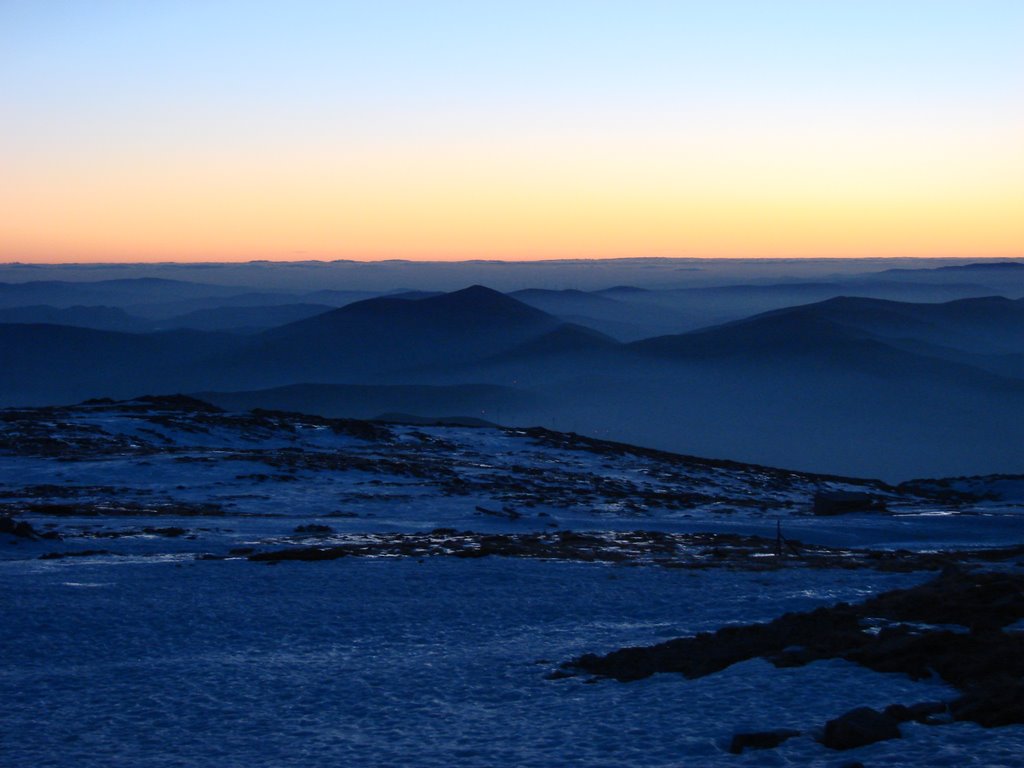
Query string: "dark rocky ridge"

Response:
xmin=244 ymin=531 xmax=1024 ymax=572
xmin=5 ymin=395 xmax=988 ymax=528
xmin=561 ymin=569 xmax=1024 ymax=745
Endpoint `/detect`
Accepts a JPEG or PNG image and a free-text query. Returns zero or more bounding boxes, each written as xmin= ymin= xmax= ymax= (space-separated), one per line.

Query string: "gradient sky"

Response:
xmin=2 ymin=0 xmax=1022 ymax=262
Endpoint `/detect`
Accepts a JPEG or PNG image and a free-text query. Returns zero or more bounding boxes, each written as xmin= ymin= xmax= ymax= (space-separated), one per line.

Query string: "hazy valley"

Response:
xmin=2 ymin=259 xmax=1022 ymax=480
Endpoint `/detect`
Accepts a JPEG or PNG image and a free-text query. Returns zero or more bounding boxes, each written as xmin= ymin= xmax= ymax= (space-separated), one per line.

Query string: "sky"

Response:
xmin=2 ymin=0 xmax=1022 ymax=263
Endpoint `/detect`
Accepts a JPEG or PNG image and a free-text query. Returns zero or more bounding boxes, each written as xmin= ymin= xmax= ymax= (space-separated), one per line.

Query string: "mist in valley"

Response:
xmin=2 ymin=258 xmax=1021 ymax=481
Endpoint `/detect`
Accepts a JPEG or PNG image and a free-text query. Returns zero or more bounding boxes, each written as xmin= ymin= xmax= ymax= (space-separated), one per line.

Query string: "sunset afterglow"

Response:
xmin=2 ymin=1 xmax=1022 ymax=262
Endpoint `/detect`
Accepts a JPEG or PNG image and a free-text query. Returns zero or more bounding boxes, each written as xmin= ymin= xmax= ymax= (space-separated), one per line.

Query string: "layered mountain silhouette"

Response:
xmin=442 ymin=293 xmax=1024 ymax=479
xmin=630 ymin=295 xmax=1024 ymax=368
xmin=212 ymin=285 xmax=563 ymax=386
xmin=750 ymin=295 xmax=1024 ymax=354
xmin=0 ymin=305 xmax=142 ymax=332
xmin=0 ymin=302 xmax=340 ymax=334
xmin=1 ymin=284 xmax=1022 ymax=479
xmin=0 ymin=277 xmax=242 ymax=309
xmin=509 ymin=281 xmax=1008 ymax=341
xmin=0 ymin=286 xmax=566 ymax=401
xmin=628 ymin=295 xmax=1024 ymax=380
xmin=878 ymin=261 xmax=1024 ymax=293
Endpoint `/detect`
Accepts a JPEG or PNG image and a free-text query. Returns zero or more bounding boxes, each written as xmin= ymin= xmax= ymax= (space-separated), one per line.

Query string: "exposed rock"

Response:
xmin=728 ymin=729 xmax=801 ymax=754
xmin=244 ymin=531 xmax=1024 ymax=574
xmin=950 ymin=680 xmax=1024 ymax=727
xmin=883 ymin=703 xmax=913 ymax=722
xmin=250 ymin=546 xmax=348 ymax=562
xmin=19 ymin=503 xmax=87 ymax=517
xmin=0 ymin=514 xmax=38 ymax=539
xmin=859 ymin=566 xmax=1024 ymax=630
xmin=474 ymin=505 xmax=522 ymax=520
xmin=38 ymin=549 xmax=112 ymax=559
xmin=813 ymin=490 xmax=887 ymax=516
xmin=564 ymin=570 xmax=1024 ymax=740
xmin=822 ymin=707 xmax=901 ymax=750
xmin=845 ymin=627 xmax=1024 ymax=691
xmin=543 ymin=669 xmax=575 ymax=681
xmin=572 ymin=604 xmax=864 ymax=682
xmin=131 ymin=394 xmax=224 ymax=412
xmin=570 ymin=570 xmax=1024 ymax=680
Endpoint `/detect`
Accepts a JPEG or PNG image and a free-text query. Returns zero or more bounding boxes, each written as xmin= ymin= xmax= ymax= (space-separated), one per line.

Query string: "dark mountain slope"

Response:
xmin=198 ymin=285 xmax=564 ymax=387
xmin=455 ymin=299 xmax=1024 ymax=480
xmin=578 ymin=280 xmax=1001 ymax=339
xmin=0 ymin=278 xmax=245 ymax=309
xmin=495 ymin=324 xmax=620 ymax=361
xmin=729 ymin=295 xmax=1024 ymax=356
xmin=874 ymin=262 xmax=1024 ymax=292
xmin=0 ymin=324 xmax=245 ymax=405
xmin=626 ymin=298 xmax=1024 ymax=400
xmin=268 ymin=285 xmax=552 ymax=339
xmin=510 ymin=288 xmax=694 ymax=340
xmin=511 ymin=288 xmax=628 ymax=314
xmin=631 ymin=312 xmax=867 ymax=360
xmin=0 ymin=305 xmax=145 ymax=332
xmin=0 ymin=287 xmax=567 ymax=404
xmin=153 ymin=303 xmax=336 ymax=333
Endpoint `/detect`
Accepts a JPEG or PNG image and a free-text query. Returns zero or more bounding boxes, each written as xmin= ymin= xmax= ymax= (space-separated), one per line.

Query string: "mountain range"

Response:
xmin=1 ymin=276 xmax=1022 ymax=480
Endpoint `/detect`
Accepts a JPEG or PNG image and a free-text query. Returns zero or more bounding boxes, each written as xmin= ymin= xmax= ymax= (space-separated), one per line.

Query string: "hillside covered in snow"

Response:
xmin=2 ymin=396 xmax=1023 ymax=766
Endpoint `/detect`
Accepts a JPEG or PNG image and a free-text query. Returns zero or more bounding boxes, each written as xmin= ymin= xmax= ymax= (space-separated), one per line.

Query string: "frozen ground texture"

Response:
xmin=7 ymin=558 xmax=1024 ymax=768
xmin=1 ymin=397 xmax=1022 ymax=766
xmin=1 ymin=396 xmax=1021 ymax=553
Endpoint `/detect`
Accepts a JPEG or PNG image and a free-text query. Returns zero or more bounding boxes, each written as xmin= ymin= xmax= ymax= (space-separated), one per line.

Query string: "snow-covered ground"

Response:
xmin=5 ymin=557 xmax=1021 ymax=768
xmin=1 ymin=399 xmax=1022 ymax=766
xmin=2 ymin=398 xmax=1021 ymax=555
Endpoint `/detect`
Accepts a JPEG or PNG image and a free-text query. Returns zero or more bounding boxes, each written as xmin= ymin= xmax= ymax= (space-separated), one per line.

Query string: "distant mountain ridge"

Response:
xmin=1 ymin=284 xmax=1023 ymax=479
xmin=936 ymin=261 xmax=1023 ymax=271
xmin=723 ymin=295 xmax=1024 ymax=356
xmin=0 ymin=277 xmax=244 ymax=308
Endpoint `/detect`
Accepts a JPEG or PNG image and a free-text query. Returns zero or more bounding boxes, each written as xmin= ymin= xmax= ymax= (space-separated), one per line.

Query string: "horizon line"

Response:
xmin=2 ymin=255 xmax=1021 ymax=268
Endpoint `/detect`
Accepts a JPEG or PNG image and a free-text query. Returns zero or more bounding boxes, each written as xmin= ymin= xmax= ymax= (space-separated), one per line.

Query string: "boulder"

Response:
xmin=0 ymin=515 xmax=38 ymax=539
xmin=821 ymin=707 xmax=901 ymax=750
xmin=249 ymin=546 xmax=347 ymax=562
xmin=813 ymin=491 xmax=887 ymax=516
xmin=950 ymin=681 xmax=1024 ymax=727
xmin=728 ymin=728 xmax=801 ymax=754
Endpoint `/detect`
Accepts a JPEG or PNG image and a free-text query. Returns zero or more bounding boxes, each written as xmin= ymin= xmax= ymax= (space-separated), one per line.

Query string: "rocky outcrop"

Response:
xmin=0 ymin=514 xmax=39 ymax=539
xmin=562 ymin=569 xmax=1024 ymax=744
xmin=812 ymin=490 xmax=887 ymax=515
xmin=728 ymin=728 xmax=801 ymax=754
xmin=245 ymin=531 xmax=1024 ymax=572
xmin=821 ymin=707 xmax=900 ymax=750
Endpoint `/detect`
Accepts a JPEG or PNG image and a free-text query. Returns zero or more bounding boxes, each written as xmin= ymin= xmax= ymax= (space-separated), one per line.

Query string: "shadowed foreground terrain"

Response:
xmin=2 ymin=258 xmax=1022 ymax=766
xmin=1 ymin=396 xmax=1022 ymax=766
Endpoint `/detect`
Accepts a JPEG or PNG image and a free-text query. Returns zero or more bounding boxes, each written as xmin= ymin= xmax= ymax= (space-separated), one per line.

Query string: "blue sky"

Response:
xmin=2 ymin=1 xmax=1022 ymax=260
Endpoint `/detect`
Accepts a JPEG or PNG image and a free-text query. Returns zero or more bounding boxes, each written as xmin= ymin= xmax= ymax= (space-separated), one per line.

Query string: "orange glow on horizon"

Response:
xmin=4 ymin=2 xmax=1022 ymax=264
xmin=4 ymin=120 xmax=1021 ymax=264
